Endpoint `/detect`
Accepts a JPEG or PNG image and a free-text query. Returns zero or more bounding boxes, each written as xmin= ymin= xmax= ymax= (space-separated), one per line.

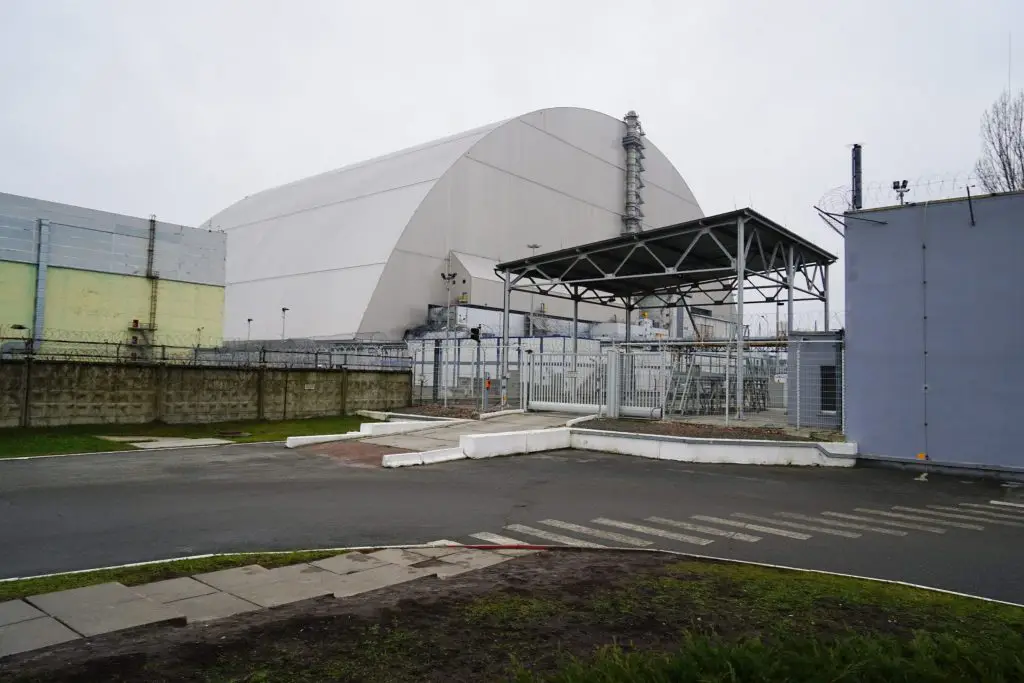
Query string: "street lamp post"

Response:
xmin=281 ymin=308 xmax=289 ymax=340
xmin=526 ymin=243 xmax=540 ymax=336
xmin=440 ymin=256 xmax=457 ymax=409
xmin=247 ymin=318 xmax=253 ymax=343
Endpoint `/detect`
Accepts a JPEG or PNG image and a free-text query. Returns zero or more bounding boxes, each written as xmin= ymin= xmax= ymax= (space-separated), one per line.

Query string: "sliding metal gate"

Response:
xmin=523 ymin=349 xmax=669 ymax=418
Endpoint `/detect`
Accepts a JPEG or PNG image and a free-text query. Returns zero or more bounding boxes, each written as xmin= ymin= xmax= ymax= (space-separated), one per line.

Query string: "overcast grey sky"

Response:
xmin=1 ymin=0 xmax=1020 ymax=323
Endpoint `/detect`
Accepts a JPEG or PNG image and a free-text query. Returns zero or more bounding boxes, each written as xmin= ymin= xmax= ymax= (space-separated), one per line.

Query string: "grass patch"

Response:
xmin=0 ymin=550 xmax=344 ymax=602
xmin=0 ymin=415 xmax=370 ymax=458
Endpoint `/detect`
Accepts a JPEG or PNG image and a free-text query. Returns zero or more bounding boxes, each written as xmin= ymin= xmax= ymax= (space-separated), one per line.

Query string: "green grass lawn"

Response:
xmin=0 ymin=550 xmax=345 ymax=602
xmin=0 ymin=414 xmax=370 ymax=458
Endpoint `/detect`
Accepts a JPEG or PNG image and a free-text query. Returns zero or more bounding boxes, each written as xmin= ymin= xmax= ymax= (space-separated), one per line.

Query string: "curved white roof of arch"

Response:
xmin=210 ymin=107 xmax=704 ymax=341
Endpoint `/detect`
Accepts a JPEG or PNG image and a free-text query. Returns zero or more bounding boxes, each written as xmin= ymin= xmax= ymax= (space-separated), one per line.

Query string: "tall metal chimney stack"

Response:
xmin=851 ymin=143 xmax=863 ymax=210
xmin=622 ymin=111 xmax=646 ymax=234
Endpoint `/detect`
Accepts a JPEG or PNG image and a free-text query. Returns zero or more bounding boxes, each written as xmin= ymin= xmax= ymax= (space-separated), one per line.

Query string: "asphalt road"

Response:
xmin=3 ymin=444 xmax=1024 ymax=603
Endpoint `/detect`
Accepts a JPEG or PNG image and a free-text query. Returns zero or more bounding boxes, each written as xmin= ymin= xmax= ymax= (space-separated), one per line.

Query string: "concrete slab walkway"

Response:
xmin=362 ymin=412 xmax=574 ymax=451
xmin=0 ymin=547 xmax=532 ymax=660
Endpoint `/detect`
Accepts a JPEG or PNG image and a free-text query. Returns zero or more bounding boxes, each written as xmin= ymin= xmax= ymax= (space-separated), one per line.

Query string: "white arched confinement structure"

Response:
xmin=208 ymin=107 xmax=710 ymax=341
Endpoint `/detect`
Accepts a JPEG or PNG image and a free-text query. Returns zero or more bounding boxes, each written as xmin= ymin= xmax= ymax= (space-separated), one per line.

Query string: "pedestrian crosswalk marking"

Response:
xmin=776 ymin=512 xmax=908 ymax=536
xmin=645 ymin=516 xmax=761 ymax=542
xmin=538 ymin=519 xmax=653 ymax=546
xmin=904 ymin=506 xmax=1024 ymax=528
xmin=504 ymin=524 xmax=607 ymax=548
xmin=469 ymin=532 xmax=531 ymax=546
xmin=988 ymin=500 xmax=1024 ymax=511
xmin=824 ymin=511 xmax=946 ymax=533
xmin=592 ymin=518 xmax=714 ymax=546
xmin=855 ymin=508 xmax=983 ymax=530
xmin=956 ymin=503 xmax=1024 ymax=519
xmin=732 ymin=513 xmax=861 ymax=538
xmin=691 ymin=515 xmax=811 ymax=540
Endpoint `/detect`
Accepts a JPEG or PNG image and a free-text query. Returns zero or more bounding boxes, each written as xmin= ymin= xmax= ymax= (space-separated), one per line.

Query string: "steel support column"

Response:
xmin=572 ymin=294 xmax=579 ymax=354
xmin=823 ymin=263 xmax=830 ymax=332
xmin=786 ymin=245 xmax=795 ymax=336
xmin=501 ymin=270 xmax=511 ymax=405
xmin=624 ymin=300 xmax=633 ymax=344
xmin=735 ymin=217 xmax=745 ymax=419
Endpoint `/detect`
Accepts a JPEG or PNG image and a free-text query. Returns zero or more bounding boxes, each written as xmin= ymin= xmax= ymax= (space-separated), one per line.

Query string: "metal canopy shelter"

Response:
xmin=493 ymin=208 xmax=837 ymax=415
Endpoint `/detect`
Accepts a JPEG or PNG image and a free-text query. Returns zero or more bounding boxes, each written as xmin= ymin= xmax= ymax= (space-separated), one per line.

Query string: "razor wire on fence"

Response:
xmin=0 ymin=336 xmax=413 ymax=371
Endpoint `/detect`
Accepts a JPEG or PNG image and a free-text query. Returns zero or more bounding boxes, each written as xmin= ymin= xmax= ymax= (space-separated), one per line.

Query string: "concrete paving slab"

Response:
xmin=364 ymin=548 xmax=431 ymax=566
xmin=312 ymin=552 xmax=388 ymax=576
xmin=194 ymin=564 xmax=270 ymax=592
xmin=260 ymin=563 xmax=335 ymax=584
xmin=27 ymin=582 xmax=143 ymax=613
xmin=132 ymin=577 xmax=218 ymax=604
xmin=433 ymin=549 xmax=511 ymax=577
xmin=167 ymin=592 xmax=260 ymax=622
xmin=226 ymin=579 xmax=338 ymax=609
xmin=332 ymin=564 xmax=435 ymax=598
xmin=50 ymin=599 xmax=186 ymax=638
xmin=363 ymin=435 xmax=457 ymax=450
xmin=0 ymin=616 xmax=80 ymax=658
xmin=410 ymin=546 xmax=465 ymax=559
xmin=0 ymin=600 xmax=45 ymax=627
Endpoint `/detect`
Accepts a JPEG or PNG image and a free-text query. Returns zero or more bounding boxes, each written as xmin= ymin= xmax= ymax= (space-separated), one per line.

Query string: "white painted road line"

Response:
xmin=470 ymin=532 xmax=532 ymax=546
xmin=824 ymin=512 xmax=946 ymax=533
xmin=854 ymin=508 xmax=983 ymax=531
xmin=960 ymin=503 xmax=1024 ymax=517
xmin=777 ymin=512 xmax=908 ymax=536
xmin=690 ymin=515 xmax=811 ymax=540
xmin=731 ymin=513 xmax=862 ymax=538
xmin=504 ymin=524 xmax=607 ymax=548
xmin=645 ymin=516 xmax=761 ymax=542
xmin=911 ymin=506 xmax=1024 ymax=528
xmin=591 ymin=518 xmax=714 ymax=547
xmin=538 ymin=520 xmax=653 ymax=546
xmin=989 ymin=500 xmax=1024 ymax=510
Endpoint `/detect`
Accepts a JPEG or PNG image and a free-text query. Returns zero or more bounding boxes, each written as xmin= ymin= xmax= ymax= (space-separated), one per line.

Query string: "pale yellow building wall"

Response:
xmin=0 ymin=261 xmax=36 ymax=338
xmin=41 ymin=268 xmax=224 ymax=345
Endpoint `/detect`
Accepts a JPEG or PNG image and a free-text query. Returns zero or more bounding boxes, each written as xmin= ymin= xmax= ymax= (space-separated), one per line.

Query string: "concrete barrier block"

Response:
xmin=355 ymin=410 xmax=390 ymax=421
xmin=285 ymin=432 xmax=361 ymax=448
xmin=570 ymin=431 xmax=661 ymax=459
xmin=419 ymin=448 xmax=466 ymax=465
xmin=819 ymin=441 xmax=858 ymax=456
xmin=461 ymin=431 xmax=529 ymax=459
xmin=381 ymin=452 xmax=425 ymax=468
xmin=525 ymin=428 xmax=571 ymax=453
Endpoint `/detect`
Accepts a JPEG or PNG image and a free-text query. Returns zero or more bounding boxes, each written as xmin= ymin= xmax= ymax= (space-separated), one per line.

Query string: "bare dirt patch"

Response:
xmin=303 ymin=441 xmax=411 ymax=467
xmin=5 ymin=550 xmax=1022 ymax=683
xmin=398 ymin=404 xmax=480 ymax=420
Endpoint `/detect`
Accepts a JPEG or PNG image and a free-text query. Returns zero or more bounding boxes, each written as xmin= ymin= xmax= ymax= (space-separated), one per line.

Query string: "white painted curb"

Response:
xmin=479 ymin=409 xmax=526 ymax=420
xmin=381 ymin=452 xmax=425 ymax=467
xmin=570 ymin=428 xmax=856 ymax=467
xmin=381 ymin=447 xmax=465 ymax=468
xmin=2 ymin=544 xmax=1016 ymax=609
xmin=382 ymin=427 xmax=857 ymax=468
xmin=286 ymin=432 xmax=363 ymax=448
xmin=565 ymin=413 xmax=601 ymax=427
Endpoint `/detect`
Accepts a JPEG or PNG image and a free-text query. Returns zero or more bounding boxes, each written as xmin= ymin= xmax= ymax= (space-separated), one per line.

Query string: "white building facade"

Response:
xmin=209 ymin=107 xmax=718 ymax=341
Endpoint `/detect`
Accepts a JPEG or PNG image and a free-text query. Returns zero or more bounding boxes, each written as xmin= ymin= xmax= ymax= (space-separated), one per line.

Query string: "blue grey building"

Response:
xmin=844 ymin=191 xmax=1024 ymax=469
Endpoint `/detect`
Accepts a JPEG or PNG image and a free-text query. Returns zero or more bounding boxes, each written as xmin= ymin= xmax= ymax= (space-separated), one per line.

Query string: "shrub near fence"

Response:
xmin=0 ymin=360 xmax=412 ymax=428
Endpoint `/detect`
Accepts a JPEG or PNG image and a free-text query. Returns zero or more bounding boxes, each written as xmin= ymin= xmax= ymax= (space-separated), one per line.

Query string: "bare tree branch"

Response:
xmin=974 ymin=90 xmax=1024 ymax=193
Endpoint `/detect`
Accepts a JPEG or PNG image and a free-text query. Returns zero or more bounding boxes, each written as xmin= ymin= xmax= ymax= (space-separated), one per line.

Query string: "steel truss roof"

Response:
xmin=495 ymin=208 xmax=836 ymax=308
